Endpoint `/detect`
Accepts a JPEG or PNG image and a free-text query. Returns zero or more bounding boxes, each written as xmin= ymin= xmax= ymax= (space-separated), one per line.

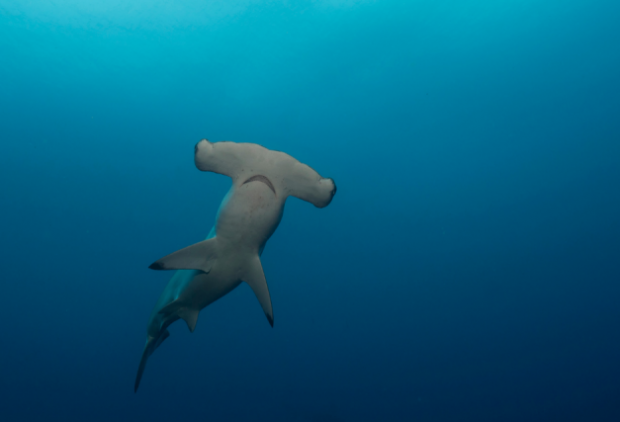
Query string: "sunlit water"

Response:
xmin=1 ymin=1 xmax=619 ymax=421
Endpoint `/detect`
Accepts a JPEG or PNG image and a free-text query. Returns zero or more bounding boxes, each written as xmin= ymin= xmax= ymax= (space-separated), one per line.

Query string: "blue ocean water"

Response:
xmin=1 ymin=0 xmax=619 ymax=420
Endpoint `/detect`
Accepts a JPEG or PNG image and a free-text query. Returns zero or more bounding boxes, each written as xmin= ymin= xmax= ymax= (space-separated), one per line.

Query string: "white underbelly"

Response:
xmin=215 ymin=182 xmax=284 ymax=252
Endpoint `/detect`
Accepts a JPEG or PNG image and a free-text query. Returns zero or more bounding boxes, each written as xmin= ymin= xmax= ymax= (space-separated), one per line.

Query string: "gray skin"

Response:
xmin=135 ymin=139 xmax=336 ymax=392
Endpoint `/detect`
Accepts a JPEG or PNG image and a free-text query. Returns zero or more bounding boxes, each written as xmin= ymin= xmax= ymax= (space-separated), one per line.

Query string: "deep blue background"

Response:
xmin=1 ymin=1 xmax=619 ymax=420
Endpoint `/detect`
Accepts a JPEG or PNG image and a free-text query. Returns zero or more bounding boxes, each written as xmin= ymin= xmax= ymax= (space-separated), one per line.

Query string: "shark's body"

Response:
xmin=135 ymin=139 xmax=336 ymax=392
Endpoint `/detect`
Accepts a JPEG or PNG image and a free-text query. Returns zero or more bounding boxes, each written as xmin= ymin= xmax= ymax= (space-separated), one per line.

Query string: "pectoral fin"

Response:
xmin=243 ymin=256 xmax=274 ymax=327
xmin=149 ymin=238 xmax=218 ymax=273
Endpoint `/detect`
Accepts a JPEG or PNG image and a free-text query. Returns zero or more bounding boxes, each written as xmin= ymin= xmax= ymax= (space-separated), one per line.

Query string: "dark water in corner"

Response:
xmin=1 ymin=1 xmax=619 ymax=421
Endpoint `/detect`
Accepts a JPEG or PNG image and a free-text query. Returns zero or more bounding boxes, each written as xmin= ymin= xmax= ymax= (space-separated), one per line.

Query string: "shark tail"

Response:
xmin=134 ymin=329 xmax=169 ymax=393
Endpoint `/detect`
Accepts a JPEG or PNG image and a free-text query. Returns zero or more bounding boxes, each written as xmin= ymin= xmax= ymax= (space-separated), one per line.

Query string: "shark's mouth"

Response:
xmin=243 ymin=174 xmax=276 ymax=196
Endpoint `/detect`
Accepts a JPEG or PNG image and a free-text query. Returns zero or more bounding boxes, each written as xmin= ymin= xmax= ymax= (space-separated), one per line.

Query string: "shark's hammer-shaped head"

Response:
xmin=194 ymin=139 xmax=215 ymax=171
xmin=312 ymin=177 xmax=337 ymax=207
xmin=194 ymin=139 xmax=336 ymax=208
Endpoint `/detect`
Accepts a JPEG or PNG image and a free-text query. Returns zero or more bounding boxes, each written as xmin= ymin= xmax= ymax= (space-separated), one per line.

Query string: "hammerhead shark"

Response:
xmin=134 ymin=139 xmax=336 ymax=392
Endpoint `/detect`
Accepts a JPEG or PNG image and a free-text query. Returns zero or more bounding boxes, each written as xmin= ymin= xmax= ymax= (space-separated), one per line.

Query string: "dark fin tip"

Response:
xmin=149 ymin=261 xmax=164 ymax=270
xmin=267 ymin=314 xmax=274 ymax=328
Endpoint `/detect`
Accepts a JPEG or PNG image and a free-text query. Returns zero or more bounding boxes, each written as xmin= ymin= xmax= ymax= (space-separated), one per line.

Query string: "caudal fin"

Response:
xmin=134 ymin=329 xmax=170 ymax=393
xmin=134 ymin=345 xmax=150 ymax=393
